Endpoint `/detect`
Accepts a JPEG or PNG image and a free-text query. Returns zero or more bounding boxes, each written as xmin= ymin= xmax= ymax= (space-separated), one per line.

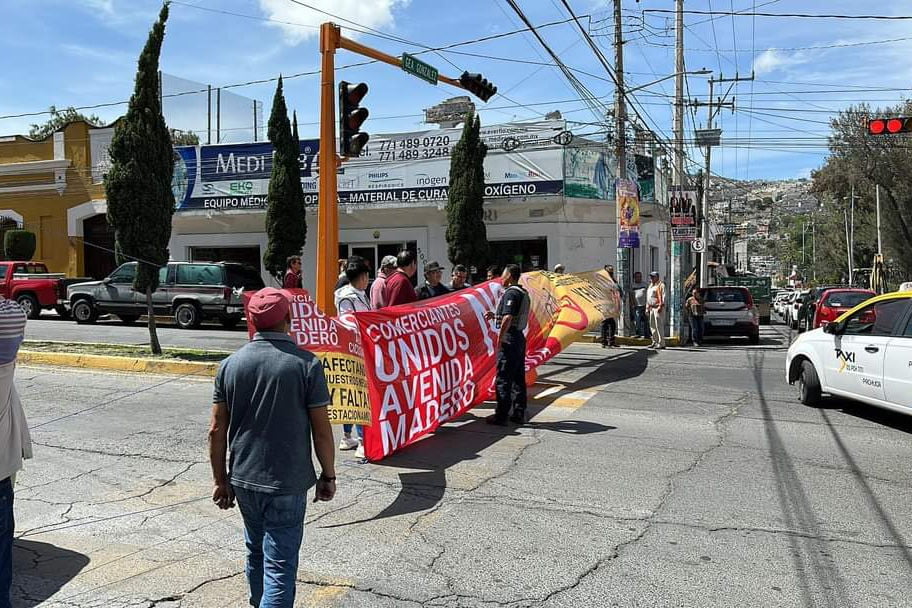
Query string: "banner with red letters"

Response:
xmin=245 ymin=270 xmax=619 ymax=461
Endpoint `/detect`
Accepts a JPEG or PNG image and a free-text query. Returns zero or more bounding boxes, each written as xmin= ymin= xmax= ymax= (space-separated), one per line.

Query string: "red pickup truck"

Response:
xmin=0 ymin=261 xmax=90 ymax=319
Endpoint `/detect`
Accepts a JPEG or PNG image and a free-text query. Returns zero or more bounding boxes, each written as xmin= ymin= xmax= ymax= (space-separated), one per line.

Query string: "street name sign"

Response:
xmin=401 ymin=53 xmax=439 ymax=85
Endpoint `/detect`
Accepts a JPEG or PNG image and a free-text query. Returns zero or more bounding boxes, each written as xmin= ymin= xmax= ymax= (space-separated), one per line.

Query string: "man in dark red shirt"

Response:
xmin=283 ymin=255 xmax=302 ymax=289
xmin=383 ymin=250 xmax=418 ymax=307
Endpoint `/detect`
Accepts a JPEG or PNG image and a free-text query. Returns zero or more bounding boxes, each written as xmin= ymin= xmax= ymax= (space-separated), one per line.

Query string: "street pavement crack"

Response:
xmin=30 ymin=440 xmax=205 ymax=464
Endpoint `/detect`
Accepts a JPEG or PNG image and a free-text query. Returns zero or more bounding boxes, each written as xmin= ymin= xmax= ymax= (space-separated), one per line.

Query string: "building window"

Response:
xmin=650 ymin=246 xmax=659 ymax=273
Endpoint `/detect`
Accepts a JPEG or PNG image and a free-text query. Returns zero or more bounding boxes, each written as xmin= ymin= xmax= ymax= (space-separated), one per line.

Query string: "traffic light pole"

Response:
xmin=613 ymin=0 xmax=630 ymax=336
xmin=315 ymin=22 xmax=486 ymax=314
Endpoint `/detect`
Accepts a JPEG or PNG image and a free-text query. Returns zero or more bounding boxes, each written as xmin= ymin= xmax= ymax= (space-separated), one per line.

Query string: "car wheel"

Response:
xmin=748 ymin=332 xmax=760 ymax=345
xmin=174 ymin=302 xmax=202 ymax=329
xmin=797 ymin=360 xmax=822 ymax=407
xmin=72 ymin=299 xmax=98 ymax=324
xmin=118 ymin=315 xmax=139 ymax=325
xmin=16 ymin=294 xmax=41 ymax=320
xmin=54 ymin=305 xmax=71 ymax=320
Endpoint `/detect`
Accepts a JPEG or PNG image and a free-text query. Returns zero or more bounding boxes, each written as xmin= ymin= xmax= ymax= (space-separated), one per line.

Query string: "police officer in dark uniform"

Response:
xmin=484 ymin=264 xmax=530 ymax=425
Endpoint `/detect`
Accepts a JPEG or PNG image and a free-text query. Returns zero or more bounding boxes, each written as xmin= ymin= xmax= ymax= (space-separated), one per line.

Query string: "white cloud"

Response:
xmin=257 ymin=0 xmax=409 ymax=44
xmin=751 ymin=48 xmax=811 ymax=75
xmin=82 ymin=0 xmax=115 ymax=15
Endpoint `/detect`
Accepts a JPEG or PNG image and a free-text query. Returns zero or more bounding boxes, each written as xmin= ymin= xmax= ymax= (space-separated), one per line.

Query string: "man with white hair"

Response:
xmin=0 ymin=297 xmax=29 ymax=608
xmin=370 ymin=255 xmax=398 ymax=309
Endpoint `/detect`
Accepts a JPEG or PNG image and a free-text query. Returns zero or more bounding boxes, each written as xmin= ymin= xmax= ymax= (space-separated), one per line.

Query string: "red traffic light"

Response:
xmin=868 ymin=116 xmax=911 ymax=135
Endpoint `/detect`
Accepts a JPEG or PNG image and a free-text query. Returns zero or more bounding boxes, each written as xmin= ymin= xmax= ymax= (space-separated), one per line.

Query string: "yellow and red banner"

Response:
xmin=245 ymin=270 xmax=619 ymax=461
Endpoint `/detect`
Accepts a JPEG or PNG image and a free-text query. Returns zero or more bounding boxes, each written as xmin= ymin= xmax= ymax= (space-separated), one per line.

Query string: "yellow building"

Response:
xmin=0 ymin=120 xmax=116 ymax=278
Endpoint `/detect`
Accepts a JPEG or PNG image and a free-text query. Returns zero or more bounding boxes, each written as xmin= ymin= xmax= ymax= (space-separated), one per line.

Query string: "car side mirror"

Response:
xmin=823 ymin=321 xmax=842 ymax=335
xmin=102 ymin=277 xmax=112 ymax=285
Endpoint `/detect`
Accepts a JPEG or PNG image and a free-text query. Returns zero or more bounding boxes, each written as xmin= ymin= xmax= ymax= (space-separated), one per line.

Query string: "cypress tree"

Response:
xmin=446 ymin=111 xmax=489 ymax=271
xmin=263 ymin=77 xmax=307 ymax=282
xmin=105 ymin=3 xmax=172 ymax=355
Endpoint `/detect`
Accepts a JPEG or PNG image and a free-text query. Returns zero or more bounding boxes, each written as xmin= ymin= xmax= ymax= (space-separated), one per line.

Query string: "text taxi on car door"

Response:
xmin=786 ymin=290 xmax=912 ymax=413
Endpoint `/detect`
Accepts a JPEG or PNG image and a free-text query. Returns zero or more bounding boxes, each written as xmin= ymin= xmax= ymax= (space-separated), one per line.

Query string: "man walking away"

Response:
xmin=334 ymin=258 xmax=371 ymax=458
xmin=600 ymin=265 xmax=619 ymax=348
xmin=0 ymin=298 xmax=28 ymax=608
xmin=370 ymin=255 xmax=397 ymax=309
xmin=484 ymin=264 xmax=530 ymax=425
xmin=283 ymin=255 xmax=302 ymax=289
xmin=384 ymin=250 xmax=418 ymax=307
xmin=418 ymin=261 xmax=450 ymax=300
xmin=647 ymin=271 xmax=666 ymax=349
xmin=209 ymin=288 xmax=336 ymax=608
xmin=686 ymin=288 xmax=706 ymax=347
xmin=631 ymin=271 xmax=650 ymax=339
xmin=449 ymin=264 xmax=471 ymax=291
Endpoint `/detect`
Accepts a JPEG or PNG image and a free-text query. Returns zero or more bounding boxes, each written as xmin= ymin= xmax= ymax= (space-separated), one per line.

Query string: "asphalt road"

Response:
xmin=24 ymin=314 xmax=249 ymax=351
xmin=10 ymin=323 xmax=912 ymax=607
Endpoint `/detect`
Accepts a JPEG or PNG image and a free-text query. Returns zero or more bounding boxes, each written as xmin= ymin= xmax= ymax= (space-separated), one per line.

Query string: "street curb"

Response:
xmin=18 ymin=350 xmax=219 ymax=377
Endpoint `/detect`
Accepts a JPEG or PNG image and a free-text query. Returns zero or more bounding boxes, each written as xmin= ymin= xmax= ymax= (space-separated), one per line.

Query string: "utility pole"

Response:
xmin=844 ymin=186 xmax=859 ymax=286
xmin=670 ymin=0 xmax=685 ymax=340
xmin=875 ymin=184 xmax=882 ymax=255
xmin=613 ymin=0 xmax=630 ymax=335
xmin=691 ymin=72 xmax=753 ymax=288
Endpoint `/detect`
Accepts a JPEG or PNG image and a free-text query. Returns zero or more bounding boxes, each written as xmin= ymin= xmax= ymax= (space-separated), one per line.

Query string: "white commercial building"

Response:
xmin=97 ymin=119 xmax=670 ymax=289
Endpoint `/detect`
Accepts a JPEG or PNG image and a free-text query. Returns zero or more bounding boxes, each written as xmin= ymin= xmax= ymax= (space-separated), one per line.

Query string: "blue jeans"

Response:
xmin=342 ymin=424 xmax=363 ymax=439
xmin=634 ymin=306 xmax=650 ymax=338
xmin=1 ymin=477 xmax=12 ymax=608
xmin=232 ymin=486 xmax=307 ymax=608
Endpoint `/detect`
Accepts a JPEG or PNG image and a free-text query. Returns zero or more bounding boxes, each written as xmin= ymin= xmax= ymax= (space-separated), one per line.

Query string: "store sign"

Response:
xmin=617 ymin=178 xmax=640 ymax=248
xmin=173 ymin=120 xmax=566 ymax=211
xmin=669 ymin=187 xmax=699 ymax=242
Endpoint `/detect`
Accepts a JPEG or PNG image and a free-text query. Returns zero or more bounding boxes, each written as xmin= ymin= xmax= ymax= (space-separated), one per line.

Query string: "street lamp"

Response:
xmin=626 ymin=69 xmax=712 ymax=94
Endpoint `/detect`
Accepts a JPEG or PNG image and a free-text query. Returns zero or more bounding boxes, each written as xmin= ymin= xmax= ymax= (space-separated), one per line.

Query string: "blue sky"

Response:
xmin=2 ymin=0 xmax=911 ymax=180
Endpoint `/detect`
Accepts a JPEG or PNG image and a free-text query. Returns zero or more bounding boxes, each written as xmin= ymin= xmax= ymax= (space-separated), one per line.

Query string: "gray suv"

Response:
xmin=65 ymin=261 xmax=265 ymax=329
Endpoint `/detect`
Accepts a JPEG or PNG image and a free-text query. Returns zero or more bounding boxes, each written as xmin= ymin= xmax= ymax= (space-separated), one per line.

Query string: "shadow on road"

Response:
xmin=749 ymin=350 xmax=850 ymax=607
xmin=322 ymin=351 xmax=630 ymax=529
xmin=819 ymin=410 xmax=912 ymax=574
xmin=810 ymin=398 xmax=912 ymax=436
xmin=12 ymin=539 xmax=89 ymax=607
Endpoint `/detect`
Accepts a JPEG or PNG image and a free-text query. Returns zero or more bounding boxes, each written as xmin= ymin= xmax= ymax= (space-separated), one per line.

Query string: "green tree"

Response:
xmin=446 ymin=111 xmax=488 ymax=270
xmin=3 ymin=230 xmax=36 ymax=261
xmin=262 ymin=77 xmax=307 ymax=282
xmin=812 ymin=103 xmax=912 ymax=283
xmin=105 ymin=3 xmax=173 ymax=355
xmin=29 ymin=106 xmax=103 ymax=139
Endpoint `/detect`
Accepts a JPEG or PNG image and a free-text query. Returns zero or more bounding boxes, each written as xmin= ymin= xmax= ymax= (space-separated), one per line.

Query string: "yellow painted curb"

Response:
xmin=18 ymin=350 xmax=219 ymax=377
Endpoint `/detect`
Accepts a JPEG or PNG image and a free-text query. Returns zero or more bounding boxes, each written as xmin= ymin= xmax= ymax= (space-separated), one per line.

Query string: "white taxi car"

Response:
xmin=786 ymin=291 xmax=912 ymax=413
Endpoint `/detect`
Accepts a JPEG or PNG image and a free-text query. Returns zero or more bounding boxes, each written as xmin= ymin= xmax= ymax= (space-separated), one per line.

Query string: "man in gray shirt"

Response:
xmin=631 ymin=271 xmax=651 ymax=339
xmin=209 ymin=287 xmax=336 ymax=608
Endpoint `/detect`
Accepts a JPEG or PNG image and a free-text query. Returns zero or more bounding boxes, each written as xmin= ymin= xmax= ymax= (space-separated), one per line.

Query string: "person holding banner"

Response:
xmin=334 ymin=257 xmax=372 ymax=458
xmin=209 ymin=287 xmax=336 ymax=608
xmin=384 ymin=250 xmax=418 ymax=306
xmin=484 ymin=264 xmax=531 ymax=425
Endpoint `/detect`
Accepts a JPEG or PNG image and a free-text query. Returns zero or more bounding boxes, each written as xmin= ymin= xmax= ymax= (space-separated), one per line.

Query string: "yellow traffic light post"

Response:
xmin=315 ymin=22 xmax=496 ymax=314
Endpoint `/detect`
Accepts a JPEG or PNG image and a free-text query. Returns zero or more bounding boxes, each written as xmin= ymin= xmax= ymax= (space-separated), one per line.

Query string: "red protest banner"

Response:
xmin=353 ymin=281 xmax=504 ymax=461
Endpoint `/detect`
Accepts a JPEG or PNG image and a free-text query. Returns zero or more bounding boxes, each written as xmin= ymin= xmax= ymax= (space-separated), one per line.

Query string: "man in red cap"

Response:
xmin=208 ymin=287 xmax=336 ymax=608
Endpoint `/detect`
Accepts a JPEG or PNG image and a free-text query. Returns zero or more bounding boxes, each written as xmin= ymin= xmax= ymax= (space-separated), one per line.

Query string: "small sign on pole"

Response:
xmin=401 ymin=53 xmax=439 ymax=85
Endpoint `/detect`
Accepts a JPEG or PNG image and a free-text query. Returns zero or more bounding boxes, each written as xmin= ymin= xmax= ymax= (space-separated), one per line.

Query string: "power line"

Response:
xmin=645 ymin=9 xmax=912 ymax=20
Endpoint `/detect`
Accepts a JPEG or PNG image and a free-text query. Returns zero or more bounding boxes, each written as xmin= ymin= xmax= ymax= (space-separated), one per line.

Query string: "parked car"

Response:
xmin=811 ymin=288 xmax=875 ymax=330
xmin=787 ymin=291 xmax=912 ymax=414
xmin=0 ymin=261 xmax=91 ymax=319
xmin=773 ymin=292 xmax=791 ymax=317
xmin=702 ymin=286 xmax=760 ymax=344
xmin=786 ymin=290 xmax=811 ymax=330
xmin=64 ymin=261 xmax=265 ymax=328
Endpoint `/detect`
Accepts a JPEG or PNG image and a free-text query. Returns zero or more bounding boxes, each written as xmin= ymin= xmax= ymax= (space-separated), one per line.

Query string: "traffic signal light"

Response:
xmin=339 ymin=81 xmax=369 ymax=157
xmin=867 ymin=116 xmax=912 ymax=135
xmin=459 ymin=72 xmax=497 ymax=102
